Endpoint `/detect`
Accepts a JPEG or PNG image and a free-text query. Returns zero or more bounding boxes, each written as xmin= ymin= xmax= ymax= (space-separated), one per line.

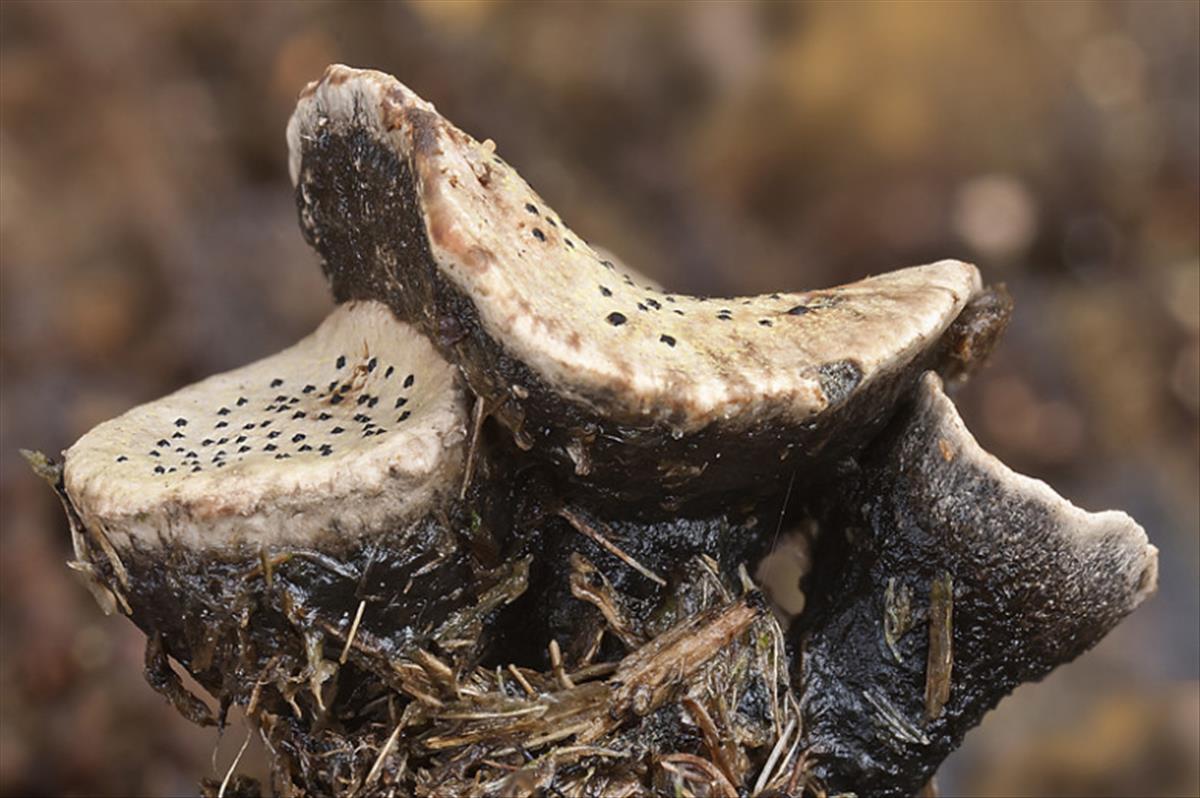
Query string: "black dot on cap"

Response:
xmin=174 ymin=418 xmax=187 ymax=427
xmin=660 ymin=334 xmax=676 ymax=347
xmin=336 ymin=355 xmax=346 ymax=369
xmin=606 ymin=312 xmax=627 ymax=327
xmin=531 ymin=228 xmax=546 ymax=242
xmin=787 ymin=305 xmax=810 ymax=316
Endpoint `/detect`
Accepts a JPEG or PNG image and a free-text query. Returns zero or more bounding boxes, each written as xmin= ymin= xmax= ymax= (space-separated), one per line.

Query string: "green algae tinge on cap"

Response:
xmin=287 ymin=64 xmax=989 ymax=513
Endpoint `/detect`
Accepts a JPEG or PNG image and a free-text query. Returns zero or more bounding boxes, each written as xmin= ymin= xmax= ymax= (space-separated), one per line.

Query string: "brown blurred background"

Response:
xmin=1 ymin=2 xmax=1197 ymax=796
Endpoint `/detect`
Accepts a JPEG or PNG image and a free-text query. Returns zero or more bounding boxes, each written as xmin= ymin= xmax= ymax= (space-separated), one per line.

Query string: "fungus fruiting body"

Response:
xmin=51 ymin=300 xmax=528 ymax=707
xmin=65 ymin=301 xmax=464 ymax=551
xmin=288 ymin=66 xmax=986 ymax=512
xmin=34 ymin=64 xmax=1158 ymax=797
xmin=796 ymin=373 xmax=1156 ymax=796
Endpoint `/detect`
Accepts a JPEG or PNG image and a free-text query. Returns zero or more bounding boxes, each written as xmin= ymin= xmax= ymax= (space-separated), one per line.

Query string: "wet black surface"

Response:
xmin=114 ymin=515 xmax=510 ymax=700
xmin=795 ymin=377 xmax=1154 ymax=797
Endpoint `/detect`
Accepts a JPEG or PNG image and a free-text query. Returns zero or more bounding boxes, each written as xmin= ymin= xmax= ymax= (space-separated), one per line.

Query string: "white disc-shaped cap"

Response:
xmin=64 ymin=300 xmax=467 ymax=551
xmin=288 ymin=65 xmax=982 ymax=432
